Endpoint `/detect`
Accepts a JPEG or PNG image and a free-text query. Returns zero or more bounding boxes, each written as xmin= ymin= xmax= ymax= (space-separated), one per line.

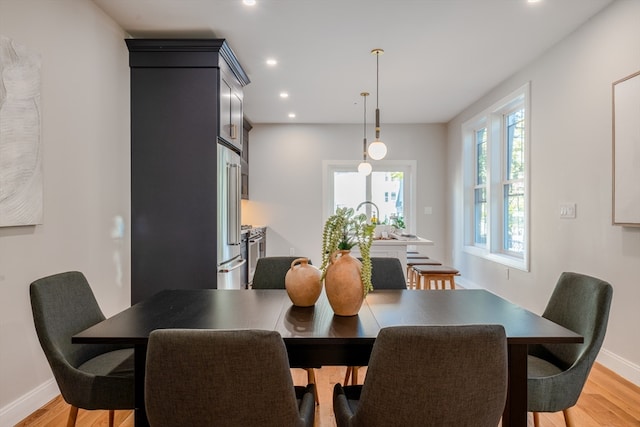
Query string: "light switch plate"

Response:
xmin=559 ymin=203 xmax=576 ymax=218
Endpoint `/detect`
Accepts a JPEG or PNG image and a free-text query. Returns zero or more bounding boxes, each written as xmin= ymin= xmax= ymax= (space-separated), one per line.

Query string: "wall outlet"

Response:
xmin=559 ymin=203 xmax=576 ymax=219
xmin=424 ymin=206 xmax=433 ymax=215
xmin=289 ymin=247 xmax=295 ymax=255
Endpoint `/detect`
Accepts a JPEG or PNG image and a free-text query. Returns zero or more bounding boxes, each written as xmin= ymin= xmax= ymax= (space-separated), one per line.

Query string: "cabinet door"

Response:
xmin=220 ymin=77 xmax=233 ymax=142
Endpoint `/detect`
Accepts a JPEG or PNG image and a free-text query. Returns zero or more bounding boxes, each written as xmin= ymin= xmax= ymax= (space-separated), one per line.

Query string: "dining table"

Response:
xmin=72 ymin=288 xmax=582 ymax=427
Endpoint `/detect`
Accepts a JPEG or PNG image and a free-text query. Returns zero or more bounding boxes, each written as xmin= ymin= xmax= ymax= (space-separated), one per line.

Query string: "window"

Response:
xmin=462 ymin=83 xmax=530 ymax=271
xmin=323 ymin=160 xmax=416 ymax=231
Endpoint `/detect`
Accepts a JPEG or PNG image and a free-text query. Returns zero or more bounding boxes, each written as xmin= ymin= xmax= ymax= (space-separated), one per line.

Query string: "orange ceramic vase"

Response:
xmin=324 ymin=250 xmax=364 ymax=316
xmin=285 ymin=258 xmax=323 ymax=307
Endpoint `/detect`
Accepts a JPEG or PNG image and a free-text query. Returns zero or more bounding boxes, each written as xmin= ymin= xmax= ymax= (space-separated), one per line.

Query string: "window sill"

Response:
xmin=463 ymin=245 xmax=529 ymax=272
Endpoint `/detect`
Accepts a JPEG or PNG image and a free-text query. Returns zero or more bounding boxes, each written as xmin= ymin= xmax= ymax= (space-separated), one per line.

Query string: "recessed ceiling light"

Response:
xmin=527 ymin=0 xmax=541 ymax=3
xmin=280 ymin=92 xmax=289 ymax=98
xmin=266 ymin=58 xmax=277 ymax=66
xmin=288 ymin=113 xmax=296 ymax=118
xmin=243 ymin=0 xmax=256 ymax=6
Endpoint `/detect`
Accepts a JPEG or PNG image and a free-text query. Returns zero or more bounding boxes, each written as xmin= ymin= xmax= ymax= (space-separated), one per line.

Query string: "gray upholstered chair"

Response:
xmin=252 ymin=256 xmax=320 ymax=402
xmin=528 ymin=272 xmax=613 ymax=427
xmin=29 ymin=271 xmax=134 ymax=427
xmin=145 ymin=329 xmax=315 ymax=427
xmin=334 ymin=325 xmax=508 ymax=427
xmin=344 ymin=257 xmax=406 ymax=385
xmin=368 ymin=257 xmax=407 ymax=290
xmin=252 ymin=256 xmax=308 ymax=289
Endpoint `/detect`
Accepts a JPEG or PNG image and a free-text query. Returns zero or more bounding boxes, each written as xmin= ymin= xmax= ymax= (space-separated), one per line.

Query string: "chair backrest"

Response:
xmin=352 ymin=325 xmax=508 ymax=427
xmin=535 ymin=271 xmax=613 ymax=372
xmin=145 ymin=329 xmax=307 ymax=427
xmin=369 ymin=257 xmax=407 ymax=289
xmin=29 ymin=271 xmax=124 ymax=403
xmin=252 ymin=256 xmax=310 ymax=289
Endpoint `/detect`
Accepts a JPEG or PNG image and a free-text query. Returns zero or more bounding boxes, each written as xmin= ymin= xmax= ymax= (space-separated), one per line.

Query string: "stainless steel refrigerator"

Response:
xmin=217 ymin=141 xmax=245 ymax=289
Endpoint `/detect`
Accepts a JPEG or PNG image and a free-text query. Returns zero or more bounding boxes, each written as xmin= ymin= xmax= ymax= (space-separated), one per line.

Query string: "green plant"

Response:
xmin=320 ymin=207 xmax=375 ymax=295
xmin=391 ymin=215 xmax=405 ymax=230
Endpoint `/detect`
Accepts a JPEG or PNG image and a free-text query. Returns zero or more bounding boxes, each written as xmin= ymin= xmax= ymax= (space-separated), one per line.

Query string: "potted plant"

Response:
xmin=320 ymin=207 xmax=375 ymax=315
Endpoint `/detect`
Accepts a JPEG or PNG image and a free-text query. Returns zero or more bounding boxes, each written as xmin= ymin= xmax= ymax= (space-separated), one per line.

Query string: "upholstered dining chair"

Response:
xmin=344 ymin=257 xmax=407 ymax=385
xmin=528 ymin=272 xmax=613 ymax=427
xmin=145 ymin=329 xmax=315 ymax=427
xmin=333 ymin=325 xmax=508 ymax=427
xmin=252 ymin=256 xmax=320 ymax=402
xmin=29 ymin=271 xmax=135 ymax=427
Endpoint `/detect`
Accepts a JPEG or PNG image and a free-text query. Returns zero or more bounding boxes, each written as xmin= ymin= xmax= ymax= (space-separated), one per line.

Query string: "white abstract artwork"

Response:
xmin=0 ymin=35 xmax=43 ymax=227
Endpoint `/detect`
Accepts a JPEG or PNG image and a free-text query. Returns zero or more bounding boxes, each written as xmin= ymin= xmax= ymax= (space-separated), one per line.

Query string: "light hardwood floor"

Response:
xmin=15 ymin=363 xmax=640 ymax=427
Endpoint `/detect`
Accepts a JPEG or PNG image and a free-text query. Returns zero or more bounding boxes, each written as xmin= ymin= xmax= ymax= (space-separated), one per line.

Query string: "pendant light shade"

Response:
xmin=368 ymin=141 xmax=387 ymax=160
xmin=358 ymin=92 xmax=372 ymax=176
xmin=358 ymin=161 xmax=372 ymax=175
xmin=369 ymin=48 xmax=387 ymax=160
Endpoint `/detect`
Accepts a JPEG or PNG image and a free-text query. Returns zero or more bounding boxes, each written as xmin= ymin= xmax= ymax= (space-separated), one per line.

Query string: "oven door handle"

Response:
xmin=218 ymin=258 xmax=246 ymax=273
xmin=249 ymin=236 xmax=264 ymax=244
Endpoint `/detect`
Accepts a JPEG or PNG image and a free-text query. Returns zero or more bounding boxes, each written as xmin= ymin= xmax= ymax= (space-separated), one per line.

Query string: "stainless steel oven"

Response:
xmin=247 ymin=227 xmax=265 ymax=285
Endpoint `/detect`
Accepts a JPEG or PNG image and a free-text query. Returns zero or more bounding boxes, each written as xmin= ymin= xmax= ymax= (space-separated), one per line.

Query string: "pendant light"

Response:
xmin=368 ymin=48 xmax=387 ymax=160
xmin=358 ymin=92 xmax=372 ymax=175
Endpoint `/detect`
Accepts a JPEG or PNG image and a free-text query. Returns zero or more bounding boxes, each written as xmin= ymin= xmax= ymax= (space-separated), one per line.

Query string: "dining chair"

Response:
xmin=528 ymin=272 xmax=613 ymax=427
xmin=251 ymin=256 xmax=320 ymax=402
xmin=333 ymin=325 xmax=508 ymax=427
xmin=344 ymin=257 xmax=406 ymax=385
xmin=145 ymin=329 xmax=315 ymax=427
xmin=29 ymin=271 xmax=135 ymax=427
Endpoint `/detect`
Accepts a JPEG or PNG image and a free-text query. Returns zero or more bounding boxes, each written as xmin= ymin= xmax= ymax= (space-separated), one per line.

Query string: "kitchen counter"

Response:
xmin=352 ymin=234 xmax=434 ymax=279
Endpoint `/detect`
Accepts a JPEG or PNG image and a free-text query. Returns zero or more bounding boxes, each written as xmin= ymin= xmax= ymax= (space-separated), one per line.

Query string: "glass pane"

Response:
xmin=506 ymin=109 xmax=525 ymax=181
xmin=333 ymin=171 xmax=366 ymax=213
xmin=371 ymin=171 xmax=404 ymax=225
xmin=504 ymin=182 xmax=525 ymax=255
xmin=474 ymin=188 xmax=487 ymax=245
xmin=476 ymin=128 xmax=487 ymax=185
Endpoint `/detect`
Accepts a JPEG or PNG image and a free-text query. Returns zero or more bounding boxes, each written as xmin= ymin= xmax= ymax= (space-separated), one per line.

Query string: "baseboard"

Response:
xmin=597 ymin=348 xmax=640 ymax=387
xmin=0 ymin=378 xmax=59 ymax=427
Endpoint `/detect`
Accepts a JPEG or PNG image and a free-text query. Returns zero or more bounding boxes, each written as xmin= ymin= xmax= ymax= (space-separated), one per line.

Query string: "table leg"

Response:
xmin=134 ymin=344 xmax=149 ymax=427
xmin=503 ymin=343 xmax=528 ymax=427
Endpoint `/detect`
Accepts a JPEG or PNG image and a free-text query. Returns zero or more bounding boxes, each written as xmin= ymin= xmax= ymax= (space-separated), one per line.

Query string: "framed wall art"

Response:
xmin=612 ymin=70 xmax=640 ymax=226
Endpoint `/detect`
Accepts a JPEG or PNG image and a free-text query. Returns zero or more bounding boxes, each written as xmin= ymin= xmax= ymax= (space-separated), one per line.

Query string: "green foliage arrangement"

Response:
xmin=320 ymin=207 xmax=376 ymax=295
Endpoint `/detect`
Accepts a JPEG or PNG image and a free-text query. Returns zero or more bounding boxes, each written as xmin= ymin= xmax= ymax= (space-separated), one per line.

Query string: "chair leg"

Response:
xmin=109 ymin=410 xmax=115 ymax=427
xmin=66 ymin=406 xmax=79 ymax=427
xmin=306 ymin=368 xmax=319 ymax=405
xmin=344 ymin=366 xmax=352 ymax=385
xmin=563 ymin=408 xmax=576 ymax=427
xmin=532 ymin=412 xmax=540 ymax=427
xmin=352 ymin=366 xmax=359 ymax=384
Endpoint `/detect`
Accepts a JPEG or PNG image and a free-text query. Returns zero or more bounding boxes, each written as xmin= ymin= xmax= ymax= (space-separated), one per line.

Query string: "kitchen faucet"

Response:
xmin=356 ymin=201 xmax=380 ymax=225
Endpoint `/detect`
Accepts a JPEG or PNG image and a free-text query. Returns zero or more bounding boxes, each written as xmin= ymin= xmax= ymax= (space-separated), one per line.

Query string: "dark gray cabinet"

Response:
xmin=126 ymin=39 xmax=249 ymax=304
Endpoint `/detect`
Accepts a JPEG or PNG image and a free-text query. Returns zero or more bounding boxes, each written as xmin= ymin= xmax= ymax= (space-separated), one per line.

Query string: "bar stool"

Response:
xmin=413 ymin=265 xmax=460 ymax=290
xmin=406 ymin=257 xmax=441 ymax=289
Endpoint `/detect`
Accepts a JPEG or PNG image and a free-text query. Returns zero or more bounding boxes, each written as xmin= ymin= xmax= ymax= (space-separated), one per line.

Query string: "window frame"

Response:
xmin=322 ymin=160 xmax=417 ymax=232
xmin=462 ymin=83 xmax=530 ymax=271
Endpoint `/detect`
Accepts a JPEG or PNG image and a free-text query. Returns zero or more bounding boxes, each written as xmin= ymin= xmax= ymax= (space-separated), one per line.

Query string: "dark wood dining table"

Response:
xmin=73 ymin=288 xmax=582 ymax=427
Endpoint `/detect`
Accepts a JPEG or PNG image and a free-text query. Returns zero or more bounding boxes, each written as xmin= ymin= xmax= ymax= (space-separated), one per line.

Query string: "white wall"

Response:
xmin=0 ymin=1 xmax=130 ymax=424
xmin=446 ymin=0 xmax=640 ymax=385
xmin=241 ymin=123 xmax=447 ymax=264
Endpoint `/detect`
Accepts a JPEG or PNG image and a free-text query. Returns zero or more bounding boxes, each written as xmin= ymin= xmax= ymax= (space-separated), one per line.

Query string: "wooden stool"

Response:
xmin=413 ymin=265 xmax=459 ymax=290
xmin=406 ymin=258 xmax=442 ymax=289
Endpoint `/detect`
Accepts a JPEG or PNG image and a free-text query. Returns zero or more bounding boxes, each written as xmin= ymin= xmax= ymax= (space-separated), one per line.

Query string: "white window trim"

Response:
xmin=322 ymin=160 xmax=417 ymax=232
xmin=462 ymin=82 xmax=531 ymax=272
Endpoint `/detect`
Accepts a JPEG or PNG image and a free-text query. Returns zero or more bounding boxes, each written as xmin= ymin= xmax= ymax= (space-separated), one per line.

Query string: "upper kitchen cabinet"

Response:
xmin=126 ymin=39 xmax=250 ymax=304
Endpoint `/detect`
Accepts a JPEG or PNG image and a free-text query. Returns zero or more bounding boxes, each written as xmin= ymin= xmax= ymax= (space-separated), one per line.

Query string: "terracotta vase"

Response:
xmin=324 ymin=250 xmax=364 ymax=316
xmin=285 ymin=258 xmax=322 ymax=307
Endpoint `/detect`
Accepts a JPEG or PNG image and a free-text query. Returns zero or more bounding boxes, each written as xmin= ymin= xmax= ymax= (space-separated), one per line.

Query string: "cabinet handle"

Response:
xmin=230 ymin=124 xmax=237 ymax=139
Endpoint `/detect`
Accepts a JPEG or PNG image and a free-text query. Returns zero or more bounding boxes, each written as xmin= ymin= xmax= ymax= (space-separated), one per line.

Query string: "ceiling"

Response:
xmin=92 ymin=0 xmax=612 ymax=124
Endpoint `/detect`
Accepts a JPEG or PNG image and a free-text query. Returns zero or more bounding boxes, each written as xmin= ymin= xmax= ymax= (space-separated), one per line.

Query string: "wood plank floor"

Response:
xmin=15 ymin=363 xmax=640 ymax=426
